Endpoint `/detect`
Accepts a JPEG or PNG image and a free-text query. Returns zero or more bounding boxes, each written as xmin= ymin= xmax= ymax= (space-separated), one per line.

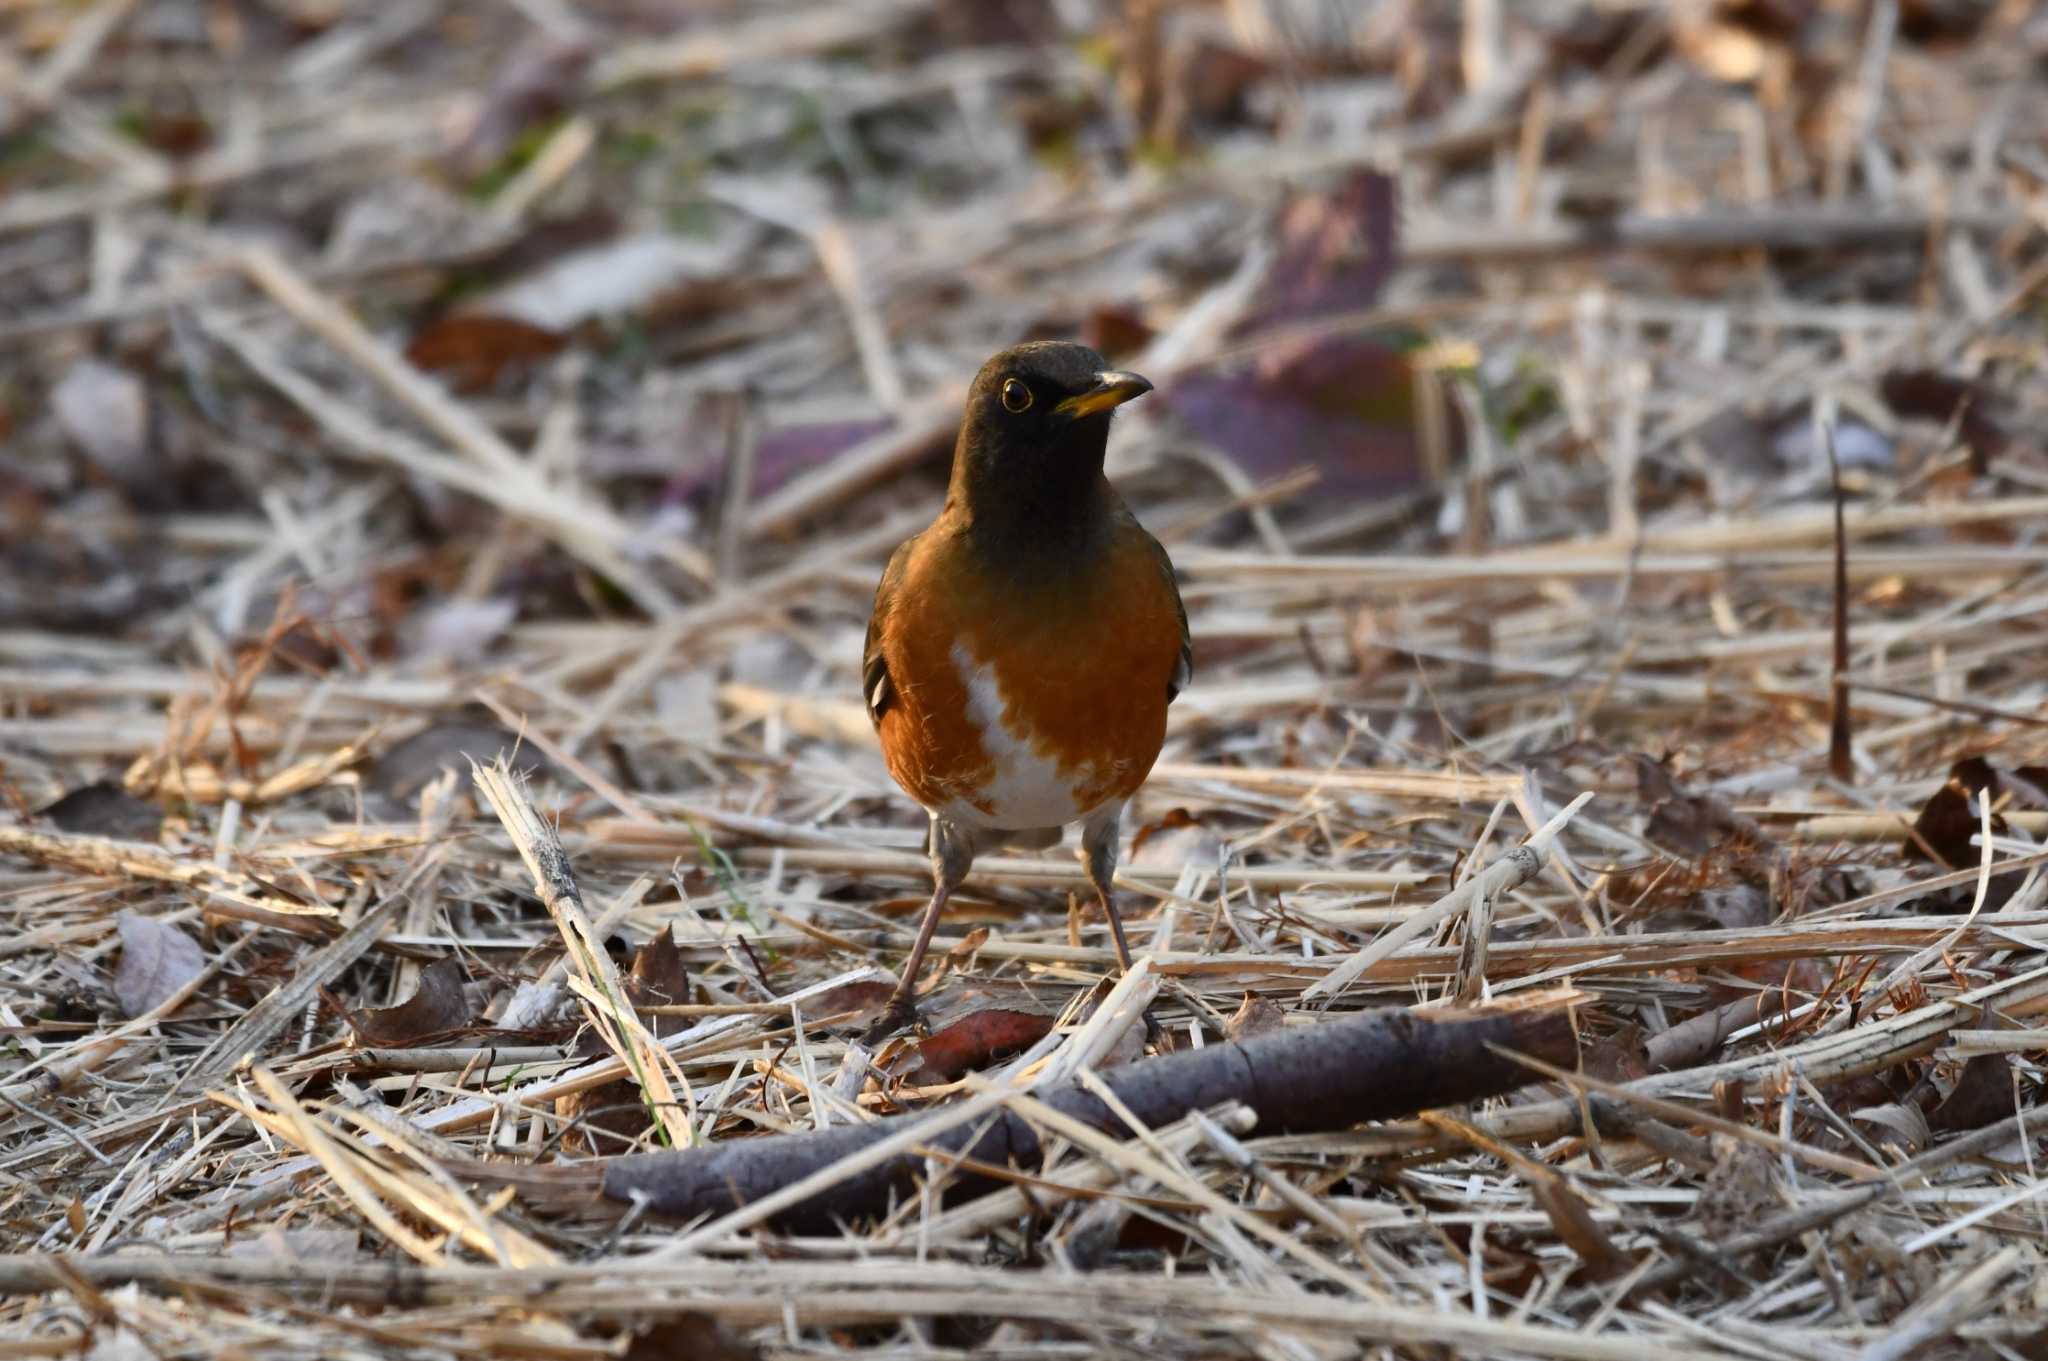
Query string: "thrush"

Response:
xmin=862 ymin=341 xmax=1190 ymax=1038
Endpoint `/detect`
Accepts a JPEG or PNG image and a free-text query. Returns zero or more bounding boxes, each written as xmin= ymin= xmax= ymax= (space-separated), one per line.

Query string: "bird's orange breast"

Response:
xmin=875 ymin=525 xmax=1182 ymax=830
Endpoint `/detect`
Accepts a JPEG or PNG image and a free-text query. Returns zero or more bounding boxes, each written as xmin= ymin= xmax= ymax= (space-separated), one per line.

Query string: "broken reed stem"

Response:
xmin=471 ymin=760 xmax=690 ymax=1147
xmin=1302 ymin=790 xmax=1594 ymax=1001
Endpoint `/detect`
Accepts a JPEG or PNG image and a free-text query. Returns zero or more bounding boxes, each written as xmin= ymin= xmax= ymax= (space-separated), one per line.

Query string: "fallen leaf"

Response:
xmin=1237 ymin=169 xmax=1399 ymax=336
xmin=1929 ymin=1053 xmax=2014 ymax=1135
xmin=1850 ymin=1101 xmax=1930 ymax=1157
xmin=1880 ymin=368 xmax=2011 ymax=475
xmin=624 ymin=926 xmax=690 ymax=1039
xmin=1223 ymin=992 xmax=1284 ymax=1041
xmin=1908 ymin=756 xmax=2003 ymax=870
xmin=346 ymin=957 xmax=472 ymax=1047
xmin=409 ymin=596 xmax=520 ymax=662
xmin=1161 ymin=333 xmax=1459 ymax=497
xmin=1643 ymin=789 xmax=1762 ymax=859
xmin=39 ymin=782 xmax=162 ymax=840
xmin=368 ymin=714 xmax=548 ymax=804
xmin=907 ymin=1008 xmax=1057 ymax=1085
xmin=113 ymin=910 xmax=206 ymax=1018
xmin=558 ymin=929 xmax=697 ymax=1150
xmin=52 ymin=358 xmax=150 ymax=487
xmin=796 ymin=980 xmax=899 ymax=1025
xmin=1081 ymin=303 xmax=1155 ymax=361
xmin=1529 ymin=1174 xmax=1626 ymax=1280
xmin=622 ymin=1311 xmax=759 ymax=1361
xmin=405 ymin=314 xmax=565 ymax=393
xmin=701 ymin=416 xmax=897 ymax=507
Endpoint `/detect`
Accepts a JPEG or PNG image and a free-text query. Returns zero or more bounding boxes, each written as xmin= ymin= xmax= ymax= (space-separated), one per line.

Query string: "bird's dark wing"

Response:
xmin=863 ymin=537 xmax=916 ymax=727
xmin=1144 ymin=530 xmax=1193 ymax=704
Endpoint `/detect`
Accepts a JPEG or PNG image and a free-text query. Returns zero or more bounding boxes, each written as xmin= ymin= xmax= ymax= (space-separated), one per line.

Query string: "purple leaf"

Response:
xmin=1161 ymin=333 xmax=1457 ymax=496
xmin=1238 ymin=170 xmax=1399 ymax=336
xmin=114 ymin=911 xmax=205 ymax=1019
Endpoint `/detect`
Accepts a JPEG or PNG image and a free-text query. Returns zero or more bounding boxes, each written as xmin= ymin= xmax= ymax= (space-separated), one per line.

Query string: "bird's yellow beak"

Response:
xmin=1055 ymin=370 xmax=1154 ymax=420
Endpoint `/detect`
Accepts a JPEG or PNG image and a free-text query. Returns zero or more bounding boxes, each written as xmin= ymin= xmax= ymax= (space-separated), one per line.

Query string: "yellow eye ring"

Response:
xmin=1001 ymin=378 xmax=1033 ymax=413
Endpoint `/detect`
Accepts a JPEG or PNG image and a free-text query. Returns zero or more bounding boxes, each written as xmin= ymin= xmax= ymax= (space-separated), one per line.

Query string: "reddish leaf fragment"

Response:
xmin=1081 ymin=304 xmax=1155 ymax=361
xmin=907 ymin=1008 xmax=1057 ymax=1085
xmin=405 ymin=314 xmax=566 ymax=393
xmin=347 ymin=957 xmax=472 ymax=1047
xmin=113 ymin=910 xmax=206 ymax=1019
xmin=1530 ymin=1175 xmax=1626 ymax=1280
xmin=39 ymin=782 xmax=162 ymax=840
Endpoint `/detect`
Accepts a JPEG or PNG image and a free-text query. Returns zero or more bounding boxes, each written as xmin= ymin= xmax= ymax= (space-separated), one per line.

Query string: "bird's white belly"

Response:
xmin=944 ymin=642 xmax=1088 ymax=831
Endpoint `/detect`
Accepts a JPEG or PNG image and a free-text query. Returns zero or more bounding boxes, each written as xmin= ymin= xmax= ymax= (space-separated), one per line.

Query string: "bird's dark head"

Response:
xmin=949 ymin=341 xmax=1152 ymax=531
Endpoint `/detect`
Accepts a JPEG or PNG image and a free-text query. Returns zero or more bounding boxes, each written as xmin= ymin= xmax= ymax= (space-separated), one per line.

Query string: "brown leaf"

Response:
xmin=405 ymin=314 xmax=566 ymax=393
xmin=557 ymin=931 xmax=694 ymax=1148
xmin=1929 ymin=1053 xmax=2016 ymax=1135
xmin=1908 ymin=756 xmax=2003 ymax=870
xmin=1529 ymin=1174 xmax=1626 ymax=1280
xmin=347 ymin=957 xmax=472 ymax=1047
xmin=1880 ymin=368 xmax=2010 ymax=475
xmin=368 ymin=714 xmax=549 ymax=805
xmin=907 ymin=1008 xmax=1057 ymax=1085
xmin=1223 ymin=993 xmax=1284 ymax=1042
xmin=1644 ymin=790 xmax=1756 ymax=859
xmin=1081 ymin=304 xmax=1155 ymax=362
xmin=623 ymin=1313 xmax=759 ymax=1361
xmin=796 ymin=980 xmax=900 ymax=1026
xmin=39 ymin=782 xmax=162 ymax=840
xmin=1580 ymin=1027 xmax=1651 ymax=1083
xmin=113 ymin=910 xmax=206 ymax=1019
xmin=624 ymin=926 xmax=690 ymax=1040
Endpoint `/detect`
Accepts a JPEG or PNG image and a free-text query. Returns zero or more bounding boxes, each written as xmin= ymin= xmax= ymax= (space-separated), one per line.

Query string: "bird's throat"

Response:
xmin=950 ymin=456 xmax=1111 ymax=571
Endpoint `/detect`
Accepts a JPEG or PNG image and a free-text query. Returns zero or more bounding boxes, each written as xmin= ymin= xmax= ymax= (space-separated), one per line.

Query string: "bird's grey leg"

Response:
xmin=866 ymin=812 xmax=974 ymax=1042
xmin=1079 ymin=800 xmax=1135 ymax=973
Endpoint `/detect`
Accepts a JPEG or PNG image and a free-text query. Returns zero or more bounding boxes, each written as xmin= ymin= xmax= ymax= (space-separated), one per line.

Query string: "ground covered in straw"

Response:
xmin=5 ymin=1 xmax=2048 ymax=1357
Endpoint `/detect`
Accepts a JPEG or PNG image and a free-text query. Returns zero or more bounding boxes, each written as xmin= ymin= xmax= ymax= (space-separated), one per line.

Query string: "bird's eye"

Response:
xmin=1001 ymin=378 xmax=1033 ymax=413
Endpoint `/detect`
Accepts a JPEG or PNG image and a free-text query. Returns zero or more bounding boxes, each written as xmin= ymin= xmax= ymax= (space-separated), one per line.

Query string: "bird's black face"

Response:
xmin=958 ymin=341 xmax=1153 ymax=479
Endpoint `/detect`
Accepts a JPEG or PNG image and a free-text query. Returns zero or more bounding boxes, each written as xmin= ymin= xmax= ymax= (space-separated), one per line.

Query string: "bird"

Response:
xmin=862 ymin=340 xmax=1191 ymax=1039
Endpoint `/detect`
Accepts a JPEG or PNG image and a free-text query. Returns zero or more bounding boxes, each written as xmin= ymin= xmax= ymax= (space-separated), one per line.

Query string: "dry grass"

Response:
xmin=5 ymin=1 xmax=2048 ymax=1357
